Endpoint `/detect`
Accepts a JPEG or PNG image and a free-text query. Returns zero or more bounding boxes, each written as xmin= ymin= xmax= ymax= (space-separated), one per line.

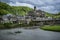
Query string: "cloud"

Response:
xmin=0 ymin=0 xmax=60 ymax=13
xmin=9 ymin=2 xmax=34 ymax=8
xmin=0 ymin=0 xmax=11 ymax=3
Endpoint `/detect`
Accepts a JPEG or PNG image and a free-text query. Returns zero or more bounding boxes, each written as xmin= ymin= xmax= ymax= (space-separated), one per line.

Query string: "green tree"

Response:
xmin=0 ymin=9 xmax=9 ymax=15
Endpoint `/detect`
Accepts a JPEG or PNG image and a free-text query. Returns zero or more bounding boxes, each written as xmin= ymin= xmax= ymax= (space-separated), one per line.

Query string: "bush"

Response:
xmin=3 ymin=23 xmax=12 ymax=28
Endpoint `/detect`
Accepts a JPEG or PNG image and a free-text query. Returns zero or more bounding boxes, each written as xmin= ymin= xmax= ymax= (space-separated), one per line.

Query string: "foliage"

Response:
xmin=0 ymin=2 xmax=15 ymax=15
xmin=3 ymin=23 xmax=12 ymax=28
xmin=52 ymin=12 xmax=60 ymax=18
xmin=45 ymin=12 xmax=53 ymax=17
xmin=0 ymin=9 xmax=9 ymax=15
xmin=0 ymin=2 xmax=33 ymax=16
xmin=45 ymin=12 xmax=60 ymax=18
xmin=12 ymin=6 xmax=33 ymax=15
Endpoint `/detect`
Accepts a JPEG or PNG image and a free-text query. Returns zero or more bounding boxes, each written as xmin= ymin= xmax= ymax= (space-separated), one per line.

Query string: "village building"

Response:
xmin=26 ymin=6 xmax=60 ymax=25
xmin=27 ymin=6 xmax=45 ymax=19
xmin=0 ymin=6 xmax=60 ymax=25
xmin=25 ymin=6 xmax=46 ymax=25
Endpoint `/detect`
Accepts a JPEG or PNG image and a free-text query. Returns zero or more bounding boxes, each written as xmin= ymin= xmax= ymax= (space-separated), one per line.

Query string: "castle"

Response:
xmin=27 ymin=6 xmax=45 ymax=18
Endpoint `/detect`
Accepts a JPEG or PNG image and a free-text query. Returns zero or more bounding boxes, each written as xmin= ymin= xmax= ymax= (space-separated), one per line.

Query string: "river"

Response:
xmin=0 ymin=28 xmax=60 ymax=40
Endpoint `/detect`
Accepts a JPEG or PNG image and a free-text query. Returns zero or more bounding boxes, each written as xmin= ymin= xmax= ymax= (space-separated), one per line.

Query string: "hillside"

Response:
xmin=0 ymin=2 xmax=15 ymax=15
xmin=45 ymin=12 xmax=53 ymax=17
xmin=0 ymin=2 xmax=33 ymax=16
xmin=45 ymin=12 xmax=60 ymax=18
xmin=12 ymin=6 xmax=33 ymax=15
xmin=52 ymin=12 xmax=60 ymax=18
xmin=0 ymin=2 xmax=60 ymax=18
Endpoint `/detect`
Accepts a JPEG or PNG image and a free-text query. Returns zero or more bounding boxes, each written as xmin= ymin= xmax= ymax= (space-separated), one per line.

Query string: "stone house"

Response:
xmin=1 ymin=14 xmax=18 ymax=23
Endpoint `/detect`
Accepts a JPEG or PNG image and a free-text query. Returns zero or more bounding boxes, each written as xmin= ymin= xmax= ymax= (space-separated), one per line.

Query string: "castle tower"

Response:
xmin=34 ymin=6 xmax=36 ymax=11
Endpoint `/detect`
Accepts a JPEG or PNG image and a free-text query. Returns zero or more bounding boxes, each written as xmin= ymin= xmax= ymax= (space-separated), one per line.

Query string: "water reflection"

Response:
xmin=0 ymin=28 xmax=60 ymax=40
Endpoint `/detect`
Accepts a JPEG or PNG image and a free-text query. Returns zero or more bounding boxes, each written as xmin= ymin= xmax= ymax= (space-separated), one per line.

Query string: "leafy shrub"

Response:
xmin=3 ymin=23 xmax=12 ymax=28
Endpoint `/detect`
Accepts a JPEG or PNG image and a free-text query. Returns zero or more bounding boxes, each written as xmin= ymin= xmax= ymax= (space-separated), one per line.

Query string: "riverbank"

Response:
xmin=0 ymin=23 xmax=18 ymax=29
xmin=0 ymin=23 xmax=34 ymax=29
xmin=40 ymin=25 xmax=60 ymax=32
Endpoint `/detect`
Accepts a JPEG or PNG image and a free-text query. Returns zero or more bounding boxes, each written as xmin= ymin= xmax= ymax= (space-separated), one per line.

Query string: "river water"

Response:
xmin=0 ymin=28 xmax=60 ymax=40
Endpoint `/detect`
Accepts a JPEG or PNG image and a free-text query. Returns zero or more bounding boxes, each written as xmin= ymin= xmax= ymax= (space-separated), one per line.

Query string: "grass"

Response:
xmin=40 ymin=25 xmax=60 ymax=32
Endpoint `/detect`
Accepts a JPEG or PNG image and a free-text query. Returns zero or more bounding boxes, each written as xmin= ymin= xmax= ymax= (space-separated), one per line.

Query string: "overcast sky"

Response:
xmin=0 ymin=0 xmax=60 ymax=14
